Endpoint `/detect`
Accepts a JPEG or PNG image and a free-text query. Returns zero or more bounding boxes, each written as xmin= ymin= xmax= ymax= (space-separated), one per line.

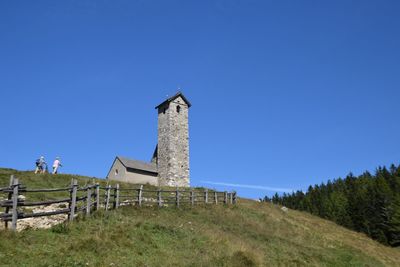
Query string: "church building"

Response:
xmin=106 ymin=92 xmax=191 ymax=187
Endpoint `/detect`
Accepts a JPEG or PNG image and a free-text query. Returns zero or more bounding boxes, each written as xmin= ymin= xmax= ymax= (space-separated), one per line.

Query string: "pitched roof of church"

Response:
xmin=155 ymin=91 xmax=192 ymax=109
xmin=117 ymin=156 xmax=158 ymax=174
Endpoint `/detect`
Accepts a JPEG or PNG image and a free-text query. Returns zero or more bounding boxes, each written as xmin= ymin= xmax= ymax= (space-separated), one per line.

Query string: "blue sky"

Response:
xmin=0 ymin=0 xmax=399 ymax=199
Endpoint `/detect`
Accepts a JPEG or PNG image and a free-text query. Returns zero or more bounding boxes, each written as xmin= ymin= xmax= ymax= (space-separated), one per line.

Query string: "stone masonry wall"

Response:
xmin=157 ymin=96 xmax=190 ymax=187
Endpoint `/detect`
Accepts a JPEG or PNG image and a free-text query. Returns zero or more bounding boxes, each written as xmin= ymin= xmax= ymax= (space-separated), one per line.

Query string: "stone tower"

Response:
xmin=155 ymin=92 xmax=191 ymax=187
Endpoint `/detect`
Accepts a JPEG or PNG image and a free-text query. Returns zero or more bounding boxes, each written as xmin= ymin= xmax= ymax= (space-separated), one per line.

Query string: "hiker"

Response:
xmin=52 ymin=157 xmax=62 ymax=174
xmin=35 ymin=156 xmax=47 ymax=174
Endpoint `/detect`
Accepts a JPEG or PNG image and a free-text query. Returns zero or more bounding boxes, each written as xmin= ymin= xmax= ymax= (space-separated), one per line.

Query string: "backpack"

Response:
xmin=35 ymin=159 xmax=41 ymax=166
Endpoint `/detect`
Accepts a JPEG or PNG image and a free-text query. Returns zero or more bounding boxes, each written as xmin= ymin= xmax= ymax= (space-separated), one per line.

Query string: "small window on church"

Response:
xmin=115 ymin=169 xmax=119 ymax=176
xmin=163 ymin=108 xmax=166 ymax=114
xmin=177 ymin=105 xmax=181 ymax=113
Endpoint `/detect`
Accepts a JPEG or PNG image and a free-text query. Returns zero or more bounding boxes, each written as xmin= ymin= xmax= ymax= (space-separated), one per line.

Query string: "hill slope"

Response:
xmin=0 ymin=169 xmax=399 ymax=266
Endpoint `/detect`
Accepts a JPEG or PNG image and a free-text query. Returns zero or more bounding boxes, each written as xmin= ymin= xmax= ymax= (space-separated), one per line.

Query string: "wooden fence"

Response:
xmin=0 ymin=175 xmax=237 ymax=231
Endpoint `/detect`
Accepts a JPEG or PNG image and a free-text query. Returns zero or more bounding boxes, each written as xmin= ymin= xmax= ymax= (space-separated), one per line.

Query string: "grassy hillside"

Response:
xmin=0 ymin=168 xmax=142 ymax=192
xmin=0 ymin=168 xmax=184 ymax=202
xmin=0 ymin=169 xmax=400 ymax=266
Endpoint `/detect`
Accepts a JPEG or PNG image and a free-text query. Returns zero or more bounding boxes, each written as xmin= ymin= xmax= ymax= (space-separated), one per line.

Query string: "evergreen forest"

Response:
xmin=264 ymin=164 xmax=400 ymax=247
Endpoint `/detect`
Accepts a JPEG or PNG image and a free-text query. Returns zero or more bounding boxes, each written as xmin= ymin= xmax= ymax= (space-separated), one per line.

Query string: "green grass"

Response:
xmin=0 ymin=168 xmax=153 ymax=194
xmin=1 ymin=169 xmax=400 ymax=266
xmin=0 ymin=168 xmax=206 ymax=203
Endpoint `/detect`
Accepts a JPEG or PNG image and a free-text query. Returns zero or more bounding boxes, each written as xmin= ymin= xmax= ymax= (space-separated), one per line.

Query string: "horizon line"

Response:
xmin=199 ymin=180 xmax=293 ymax=193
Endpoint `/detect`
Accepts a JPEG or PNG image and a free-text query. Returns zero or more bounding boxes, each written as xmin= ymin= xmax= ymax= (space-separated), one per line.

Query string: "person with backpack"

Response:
xmin=52 ymin=157 xmax=62 ymax=174
xmin=35 ymin=156 xmax=47 ymax=174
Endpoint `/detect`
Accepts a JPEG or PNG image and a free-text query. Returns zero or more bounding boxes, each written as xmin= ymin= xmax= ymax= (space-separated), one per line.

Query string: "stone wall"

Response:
xmin=157 ymin=96 xmax=190 ymax=187
xmin=107 ymin=158 xmax=126 ymax=180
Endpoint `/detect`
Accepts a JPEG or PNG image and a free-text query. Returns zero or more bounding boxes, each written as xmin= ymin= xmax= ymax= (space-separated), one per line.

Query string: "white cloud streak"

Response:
xmin=200 ymin=181 xmax=293 ymax=193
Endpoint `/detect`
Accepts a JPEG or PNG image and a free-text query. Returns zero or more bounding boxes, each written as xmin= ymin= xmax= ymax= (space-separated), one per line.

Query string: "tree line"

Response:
xmin=263 ymin=164 xmax=400 ymax=247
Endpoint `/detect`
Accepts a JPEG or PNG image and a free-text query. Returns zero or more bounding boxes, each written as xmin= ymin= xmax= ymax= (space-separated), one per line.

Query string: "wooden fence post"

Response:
xmin=69 ymin=179 xmax=78 ymax=222
xmin=11 ymin=178 xmax=19 ymax=231
xmin=138 ymin=185 xmax=143 ymax=207
xmin=68 ymin=178 xmax=73 ymax=220
xmin=4 ymin=175 xmax=14 ymax=229
xmin=69 ymin=179 xmax=78 ymax=221
xmin=176 ymin=188 xmax=180 ymax=207
xmin=157 ymin=189 xmax=162 ymax=207
xmin=190 ymin=190 xmax=194 ymax=206
xmin=95 ymin=183 xmax=100 ymax=211
xmin=86 ymin=186 xmax=92 ymax=216
xmin=204 ymin=189 xmax=208 ymax=204
xmin=214 ymin=191 xmax=218 ymax=205
xmin=105 ymin=185 xmax=111 ymax=211
xmin=115 ymin=184 xmax=120 ymax=209
xmin=230 ymin=192 xmax=233 ymax=204
xmin=224 ymin=191 xmax=228 ymax=204
xmin=9 ymin=175 xmax=14 ymax=187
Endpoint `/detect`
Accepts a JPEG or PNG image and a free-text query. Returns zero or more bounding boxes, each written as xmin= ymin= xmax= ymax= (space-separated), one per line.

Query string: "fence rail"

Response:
xmin=0 ymin=175 xmax=237 ymax=231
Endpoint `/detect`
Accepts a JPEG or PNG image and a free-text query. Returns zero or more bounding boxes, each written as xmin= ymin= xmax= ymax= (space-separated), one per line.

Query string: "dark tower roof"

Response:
xmin=155 ymin=91 xmax=192 ymax=109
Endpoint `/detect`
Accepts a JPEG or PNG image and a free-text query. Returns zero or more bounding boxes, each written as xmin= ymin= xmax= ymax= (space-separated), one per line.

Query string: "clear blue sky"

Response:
xmin=1 ymin=1 xmax=399 ymax=199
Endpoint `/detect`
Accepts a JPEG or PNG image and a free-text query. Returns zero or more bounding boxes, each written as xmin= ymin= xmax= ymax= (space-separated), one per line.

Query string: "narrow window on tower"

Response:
xmin=177 ymin=105 xmax=181 ymax=113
